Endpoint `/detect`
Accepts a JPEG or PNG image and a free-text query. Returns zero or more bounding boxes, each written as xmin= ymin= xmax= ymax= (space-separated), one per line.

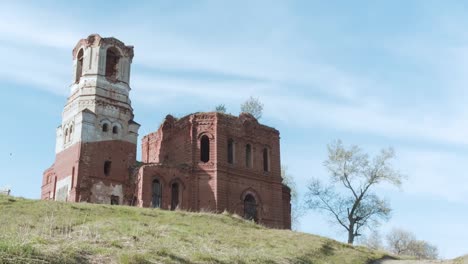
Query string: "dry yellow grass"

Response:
xmin=0 ymin=195 xmax=390 ymax=264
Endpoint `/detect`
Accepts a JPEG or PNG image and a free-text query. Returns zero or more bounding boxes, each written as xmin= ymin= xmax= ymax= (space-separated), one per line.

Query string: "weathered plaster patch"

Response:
xmin=90 ymin=181 xmax=123 ymax=204
xmin=55 ymin=175 xmax=71 ymax=201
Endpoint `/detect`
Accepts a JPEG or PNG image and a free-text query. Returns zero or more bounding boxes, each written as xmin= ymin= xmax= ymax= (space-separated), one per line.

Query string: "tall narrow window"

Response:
xmin=71 ymin=167 xmax=75 ymax=188
xmin=263 ymin=148 xmax=269 ymax=172
xmin=200 ymin=135 xmax=210 ymax=163
xmin=112 ymin=126 xmax=119 ymax=134
xmin=105 ymin=48 xmax=120 ymax=78
xmin=171 ymin=182 xmax=179 ymax=211
xmin=75 ymin=49 xmax=83 ymax=83
xmin=68 ymin=125 xmax=73 ymax=143
xmin=64 ymin=128 xmax=69 ymax=144
xmin=102 ymin=123 xmax=109 ymax=132
xmin=244 ymin=194 xmax=257 ymax=222
xmin=227 ymin=139 xmax=234 ymax=164
xmin=152 ymin=179 xmax=162 ymax=208
xmin=104 ymin=161 xmax=112 ymax=176
xmin=246 ymin=144 xmax=252 ymax=168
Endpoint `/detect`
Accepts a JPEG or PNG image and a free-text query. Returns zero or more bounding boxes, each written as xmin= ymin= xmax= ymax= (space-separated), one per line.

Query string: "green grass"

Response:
xmin=0 ymin=195 xmax=389 ymax=264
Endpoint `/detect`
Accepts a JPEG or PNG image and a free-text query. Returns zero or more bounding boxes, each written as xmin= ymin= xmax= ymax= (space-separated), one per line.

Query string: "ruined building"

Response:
xmin=42 ymin=34 xmax=291 ymax=229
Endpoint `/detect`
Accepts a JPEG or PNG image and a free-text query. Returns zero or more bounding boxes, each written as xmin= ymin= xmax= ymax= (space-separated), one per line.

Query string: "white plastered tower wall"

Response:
xmin=55 ymin=34 xmax=140 ymax=154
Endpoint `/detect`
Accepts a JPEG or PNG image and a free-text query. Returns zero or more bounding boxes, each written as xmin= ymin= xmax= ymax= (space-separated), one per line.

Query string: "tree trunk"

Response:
xmin=348 ymin=223 xmax=355 ymax=244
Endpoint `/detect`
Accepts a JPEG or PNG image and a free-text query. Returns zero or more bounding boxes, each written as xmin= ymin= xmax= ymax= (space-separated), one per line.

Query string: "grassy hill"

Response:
xmin=0 ymin=195 xmax=390 ymax=264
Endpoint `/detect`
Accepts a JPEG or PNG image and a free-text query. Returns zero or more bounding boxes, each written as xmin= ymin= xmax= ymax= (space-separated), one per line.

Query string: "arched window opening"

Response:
xmin=227 ymin=139 xmax=234 ymax=164
xmin=244 ymin=194 xmax=257 ymax=222
xmin=75 ymin=49 xmax=84 ymax=83
xmin=263 ymin=148 xmax=269 ymax=172
xmin=112 ymin=126 xmax=119 ymax=134
xmin=104 ymin=161 xmax=112 ymax=176
xmin=171 ymin=182 xmax=179 ymax=211
xmin=245 ymin=144 xmax=252 ymax=168
xmin=200 ymin=135 xmax=210 ymax=163
xmin=105 ymin=48 xmax=120 ymax=78
xmin=102 ymin=123 xmax=109 ymax=132
xmin=152 ymin=179 xmax=162 ymax=208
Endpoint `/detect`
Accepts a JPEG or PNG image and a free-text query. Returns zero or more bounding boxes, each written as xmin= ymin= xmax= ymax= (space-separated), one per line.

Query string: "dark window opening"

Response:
xmin=227 ymin=139 xmax=234 ymax=164
xmin=64 ymin=129 xmax=68 ymax=143
xmin=152 ymin=179 xmax=162 ymax=208
xmin=110 ymin=195 xmax=119 ymax=205
xmin=263 ymin=148 xmax=269 ymax=172
xmin=246 ymin=144 xmax=252 ymax=168
xmin=75 ymin=49 xmax=83 ymax=83
xmin=103 ymin=123 xmax=109 ymax=132
xmin=104 ymin=161 xmax=112 ymax=176
xmin=71 ymin=167 xmax=75 ymax=188
xmin=112 ymin=126 xmax=118 ymax=134
xmin=105 ymin=48 xmax=120 ymax=78
xmin=244 ymin=194 xmax=257 ymax=222
xmin=130 ymin=196 xmax=137 ymax=206
xmin=200 ymin=135 xmax=210 ymax=163
xmin=69 ymin=126 xmax=73 ymax=142
xmin=171 ymin=183 xmax=180 ymax=211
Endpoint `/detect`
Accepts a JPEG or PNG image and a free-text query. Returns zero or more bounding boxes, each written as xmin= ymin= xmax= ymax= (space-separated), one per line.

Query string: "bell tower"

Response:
xmin=42 ymin=34 xmax=140 ymax=205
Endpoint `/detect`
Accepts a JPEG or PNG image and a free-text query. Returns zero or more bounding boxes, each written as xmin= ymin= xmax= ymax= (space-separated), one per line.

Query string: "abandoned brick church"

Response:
xmin=41 ymin=34 xmax=291 ymax=229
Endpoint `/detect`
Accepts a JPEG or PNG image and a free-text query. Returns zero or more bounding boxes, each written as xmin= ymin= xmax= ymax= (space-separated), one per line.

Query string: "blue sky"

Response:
xmin=1 ymin=0 xmax=467 ymax=259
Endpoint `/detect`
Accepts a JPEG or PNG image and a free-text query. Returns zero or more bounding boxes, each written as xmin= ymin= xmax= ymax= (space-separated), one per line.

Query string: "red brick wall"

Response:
xmin=142 ymin=115 xmax=193 ymax=165
xmin=282 ymin=185 xmax=292 ymax=229
xmin=136 ymin=164 xmax=193 ymax=210
xmin=214 ymin=113 xmax=288 ymax=228
xmin=139 ymin=112 xmax=291 ymax=229
xmin=77 ymin=140 xmax=137 ymax=204
xmin=42 ymin=140 xmax=137 ymax=205
xmin=42 ymin=143 xmax=81 ymax=201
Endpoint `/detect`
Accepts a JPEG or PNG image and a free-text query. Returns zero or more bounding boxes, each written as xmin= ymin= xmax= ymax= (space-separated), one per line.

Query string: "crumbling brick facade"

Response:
xmin=42 ymin=34 xmax=291 ymax=229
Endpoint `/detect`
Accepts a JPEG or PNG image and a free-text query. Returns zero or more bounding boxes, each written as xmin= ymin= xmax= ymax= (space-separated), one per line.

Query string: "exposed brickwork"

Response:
xmin=42 ymin=143 xmax=80 ymax=201
xmin=42 ymin=140 xmax=137 ymax=204
xmin=139 ymin=112 xmax=291 ymax=229
xmin=42 ymin=34 xmax=291 ymax=230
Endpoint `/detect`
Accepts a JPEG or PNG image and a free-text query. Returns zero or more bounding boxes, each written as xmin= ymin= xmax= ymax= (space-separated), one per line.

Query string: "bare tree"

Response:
xmin=240 ymin=96 xmax=264 ymax=119
xmin=386 ymin=228 xmax=414 ymax=255
xmin=386 ymin=228 xmax=438 ymax=260
xmin=361 ymin=230 xmax=384 ymax=250
xmin=281 ymin=165 xmax=305 ymax=230
xmin=215 ymin=104 xmax=226 ymax=113
xmin=305 ymin=140 xmax=404 ymax=244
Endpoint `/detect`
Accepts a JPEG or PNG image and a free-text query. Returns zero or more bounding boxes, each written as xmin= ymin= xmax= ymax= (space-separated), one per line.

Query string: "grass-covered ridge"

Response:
xmin=0 ymin=195 xmax=388 ymax=264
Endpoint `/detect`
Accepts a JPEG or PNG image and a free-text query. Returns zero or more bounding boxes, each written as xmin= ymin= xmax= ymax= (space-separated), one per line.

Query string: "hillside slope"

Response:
xmin=0 ymin=195 xmax=388 ymax=264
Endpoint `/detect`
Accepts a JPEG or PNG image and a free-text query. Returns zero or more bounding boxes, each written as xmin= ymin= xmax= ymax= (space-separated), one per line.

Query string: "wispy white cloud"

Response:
xmin=264 ymin=94 xmax=468 ymax=146
xmin=4 ymin=0 xmax=468 ymax=152
xmin=0 ymin=3 xmax=79 ymax=50
xmin=132 ymin=68 xmax=468 ymax=148
xmin=3 ymin=0 xmax=468 ymax=197
xmin=0 ymin=42 xmax=69 ymax=95
xmin=396 ymin=148 xmax=468 ymax=204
